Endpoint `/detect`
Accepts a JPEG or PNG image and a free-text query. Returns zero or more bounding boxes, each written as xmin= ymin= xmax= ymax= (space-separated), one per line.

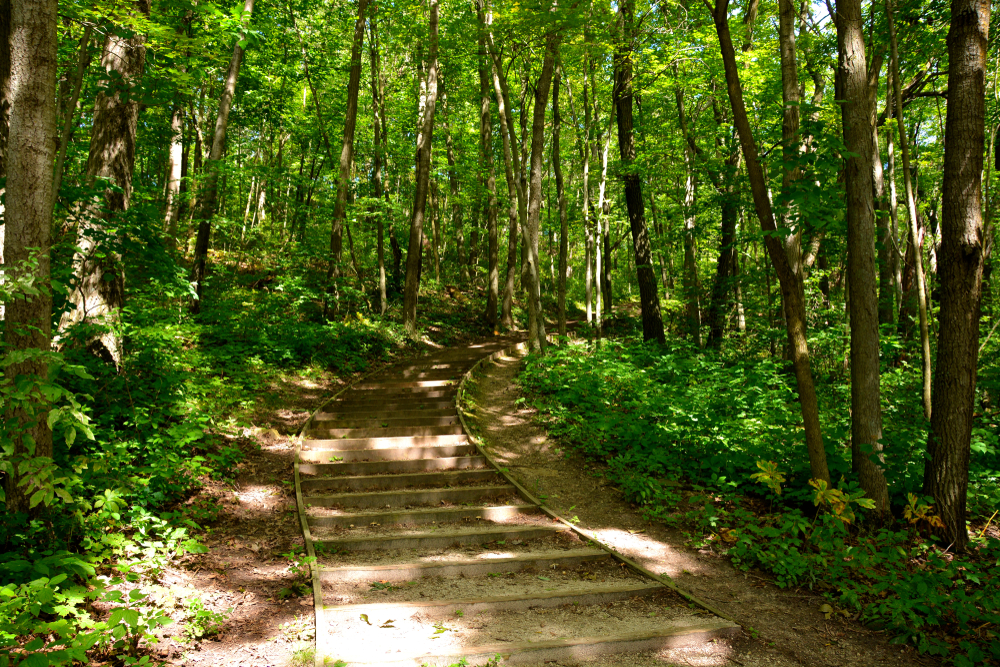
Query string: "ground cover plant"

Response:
xmin=521 ymin=337 xmax=1000 ymax=666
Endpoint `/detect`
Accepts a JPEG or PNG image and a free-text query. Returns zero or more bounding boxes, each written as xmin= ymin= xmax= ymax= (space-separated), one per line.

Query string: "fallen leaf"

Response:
xmin=361 ymin=614 xmax=371 ymax=625
xmin=819 ymin=604 xmax=833 ymax=620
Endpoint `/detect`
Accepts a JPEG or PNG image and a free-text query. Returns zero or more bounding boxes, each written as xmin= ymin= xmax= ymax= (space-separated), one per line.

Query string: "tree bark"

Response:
xmin=925 ymin=0 xmax=990 ymax=551
xmin=369 ymin=0 xmax=388 ymax=314
xmin=477 ymin=7 xmax=499 ymax=327
xmin=710 ymin=0 xmax=830 ymax=485
xmin=674 ymin=86 xmax=702 ymax=345
xmin=164 ymin=102 xmax=184 ymax=238
xmin=523 ymin=35 xmax=557 ymax=354
xmin=402 ymin=0 xmax=439 ymax=335
xmin=836 ymin=0 xmax=889 ymax=514
xmin=60 ymin=0 xmax=150 ymax=363
xmin=888 ymin=0 xmax=933 ymax=418
xmin=192 ymin=0 xmax=254 ymax=311
xmin=554 ymin=65 xmax=569 ymax=338
xmin=328 ymin=0 xmax=370 ymax=280
xmin=3 ymin=0 xmax=58 ymax=512
xmin=615 ymin=1 xmax=664 ymax=344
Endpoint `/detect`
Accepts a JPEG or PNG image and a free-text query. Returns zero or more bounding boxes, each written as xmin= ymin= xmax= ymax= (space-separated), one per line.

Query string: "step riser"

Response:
xmin=302 ymin=434 xmax=468 ymax=451
xmin=316 ymin=526 xmax=565 ymax=552
xmin=318 ymin=548 xmax=608 ymax=582
xmin=308 ymin=425 xmax=464 ymax=439
xmin=325 ymin=623 xmax=741 ymax=667
xmin=299 ymin=445 xmax=477 ymax=463
xmin=311 ymin=416 xmax=459 ymax=429
xmin=323 ymin=584 xmax=663 ymax=617
xmin=315 ymin=402 xmax=456 ymax=417
xmin=301 ymin=469 xmax=500 ymax=493
xmin=303 ymin=485 xmax=515 ymax=508
xmin=300 ymin=456 xmax=488 ymax=478
xmin=354 ymin=380 xmax=457 ymax=390
xmin=339 ymin=389 xmax=457 ymax=401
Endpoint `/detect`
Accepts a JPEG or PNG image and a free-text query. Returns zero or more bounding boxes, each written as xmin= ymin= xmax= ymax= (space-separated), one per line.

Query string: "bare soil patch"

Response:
xmin=463 ymin=348 xmax=941 ymax=667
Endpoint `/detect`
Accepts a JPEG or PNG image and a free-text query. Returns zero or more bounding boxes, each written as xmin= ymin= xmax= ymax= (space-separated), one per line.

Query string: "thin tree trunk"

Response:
xmin=523 ymin=35 xmax=557 ymax=353
xmin=554 ymin=65 xmax=569 ymax=338
xmin=328 ymin=0 xmax=370 ymax=280
xmin=442 ymin=78 xmax=467 ymax=285
xmin=675 ymin=86 xmax=702 ymax=345
xmin=925 ymin=0 xmax=989 ymax=551
xmin=402 ymin=0 xmax=439 ymax=335
xmin=889 ymin=0 xmax=933 ymax=418
xmin=615 ymin=2 xmax=664 ymax=344
xmin=164 ymin=102 xmax=184 ymax=238
xmin=4 ymin=0 xmax=58 ymax=512
xmin=369 ymin=0 xmax=387 ymax=314
xmin=192 ymin=0 xmax=254 ymax=311
xmin=837 ymin=0 xmax=889 ymax=513
xmin=711 ymin=0 xmax=830 ymax=485
xmin=477 ymin=7 xmax=499 ymax=327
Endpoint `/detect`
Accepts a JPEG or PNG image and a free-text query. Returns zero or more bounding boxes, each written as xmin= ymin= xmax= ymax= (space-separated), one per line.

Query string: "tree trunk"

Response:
xmin=402 ymin=0 xmax=439 ymax=335
xmin=369 ymin=0 xmax=388 ymax=314
xmin=328 ymin=0 xmax=369 ymax=280
xmin=60 ymin=0 xmax=150 ymax=364
xmin=164 ymin=102 xmax=184 ymax=238
xmin=3 ymin=0 xmax=58 ymax=512
xmin=889 ymin=0 xmax=933 ymax=418
xmin=836 ymin=0 xmax=890 ymax=514
xmin=442 ymin=79 xmax=467 ymax=285
xmin=674 ymin=87 xmax=702 ymax=345
xmin=477 ymin=7 xmax=499 ymax=327
xmin=615 ymin=1 xmax=664 ymax=344
xmin=523 ymin=35 xmax=556 ymax=354
xmin=711 ymin=0 xmax=830 ymax=485
xmin=192 ymin=0 xmax=254 ymax=311
xmin=925 ymin=0 xmax=990 ymax=551
xmin=554 ymin=65 xmax=569 ymax=338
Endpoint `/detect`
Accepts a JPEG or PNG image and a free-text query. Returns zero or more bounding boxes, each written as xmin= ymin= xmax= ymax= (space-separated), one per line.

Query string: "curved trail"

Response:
xmin=295 ymin=338 xmax=738 ymax=667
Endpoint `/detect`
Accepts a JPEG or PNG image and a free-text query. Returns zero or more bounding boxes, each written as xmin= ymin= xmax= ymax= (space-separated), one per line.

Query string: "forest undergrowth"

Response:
xmin=520 ymin=325 xmax=1000 ymax=667
xmin=0 ymin=246 xmax=489 ymax=667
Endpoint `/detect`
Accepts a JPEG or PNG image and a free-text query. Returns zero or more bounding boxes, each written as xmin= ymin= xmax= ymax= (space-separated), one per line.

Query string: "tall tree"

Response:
xmin=478 ymin=9 xmax=499 ymax=328
xmin=614 ymin=0 xmax=664 ymax=344
xmin=709 ymin=0 xmax=830 ymax=485
xmin=3 ymin=0 xmax=58 ymax=512
xmin=59 ymin=0 xmax=151 ymax=364
xmin=925 ymin=0 xmax=990 ymax=551
xmin=834 ymin=0 xmax=889 ymax=513
xmin=523 ymin=35 xmax=557 ymax=353
xmin=402 ymin=0 xmax=439 ymax=335
xmin=192 ymin=0 xmax=254 ymax=311
xmin=888 ymin=0 xmax=932 ymax=419
xmin=369 ymin=0 xmax=389 ymax=315
xmin=328 ymin=0 xmax=370 ymax=280
xmin=554 ymin=64 xmax=569 ymax=338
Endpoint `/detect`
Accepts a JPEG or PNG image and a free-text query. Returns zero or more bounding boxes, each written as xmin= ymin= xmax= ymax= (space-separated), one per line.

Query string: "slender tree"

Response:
xmin=614 ymin=0 xmax=664 ymax=344
xmin=402 ymin=0 xmax=439 ymax=335
xmin=192 ymin=0 xmax=254 ymax=311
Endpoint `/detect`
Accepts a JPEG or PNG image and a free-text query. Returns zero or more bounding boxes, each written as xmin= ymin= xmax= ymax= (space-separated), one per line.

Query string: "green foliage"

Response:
xmin=522 ymin=338 xmax=1000 ymax=665
xmin=181 ymin=597 xmax=231 ymax=642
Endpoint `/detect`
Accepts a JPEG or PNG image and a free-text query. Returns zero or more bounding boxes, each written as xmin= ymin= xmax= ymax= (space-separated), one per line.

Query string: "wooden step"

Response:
xmin=314 ymin=401 xmax=456 ymax=417
xmin=299 ymin=444 xmax=477 ymax=463
xmin=303 ymin=484 xmax=516 ymax=508
xmin=326 ymin=621 xmax=741 ymax=667
xmin=311 ymin=415 xmax=459 ymax=429
xmin=314 ymin=524 xmax=567 ymax=552
xmin=318 ymin=547 xmax=609 ymax=582
xmin=307 ymin=425 xmax=464 ymax=439
xmin=302 ymin=434 xmax=468 ymax=452
xmin=323 ymin=582 xmax=664 ymax=616
xmin=300 ymin=455 xmax=488 ymax=478
xmin=300 ymin=469 xmax=500 ymax=493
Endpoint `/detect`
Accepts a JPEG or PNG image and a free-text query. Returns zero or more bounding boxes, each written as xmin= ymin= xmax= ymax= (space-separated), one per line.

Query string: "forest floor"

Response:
xmin=140 ymin=328 xmax=940 ymax=667
xmin=462 ymin=347 xmax=942 ymax=667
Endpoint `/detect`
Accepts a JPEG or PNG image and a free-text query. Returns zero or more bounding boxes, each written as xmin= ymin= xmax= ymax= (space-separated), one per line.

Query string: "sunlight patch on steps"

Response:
xmin=583 ymin=528 xmax=706 ymax=578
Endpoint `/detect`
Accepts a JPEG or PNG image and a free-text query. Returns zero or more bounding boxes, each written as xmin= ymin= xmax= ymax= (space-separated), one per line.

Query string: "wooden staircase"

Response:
xmin=294 ymin=339 xmax=739 ymax=667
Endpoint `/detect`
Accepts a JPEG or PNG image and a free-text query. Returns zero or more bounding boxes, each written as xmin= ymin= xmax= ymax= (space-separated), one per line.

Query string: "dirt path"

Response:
xmin=462 ymin=348 xmax=941 ymax=667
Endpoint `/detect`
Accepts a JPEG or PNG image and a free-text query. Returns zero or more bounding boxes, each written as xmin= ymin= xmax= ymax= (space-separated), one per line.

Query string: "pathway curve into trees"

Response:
xmin=294 ymin=337 xmax=737 ymax=666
